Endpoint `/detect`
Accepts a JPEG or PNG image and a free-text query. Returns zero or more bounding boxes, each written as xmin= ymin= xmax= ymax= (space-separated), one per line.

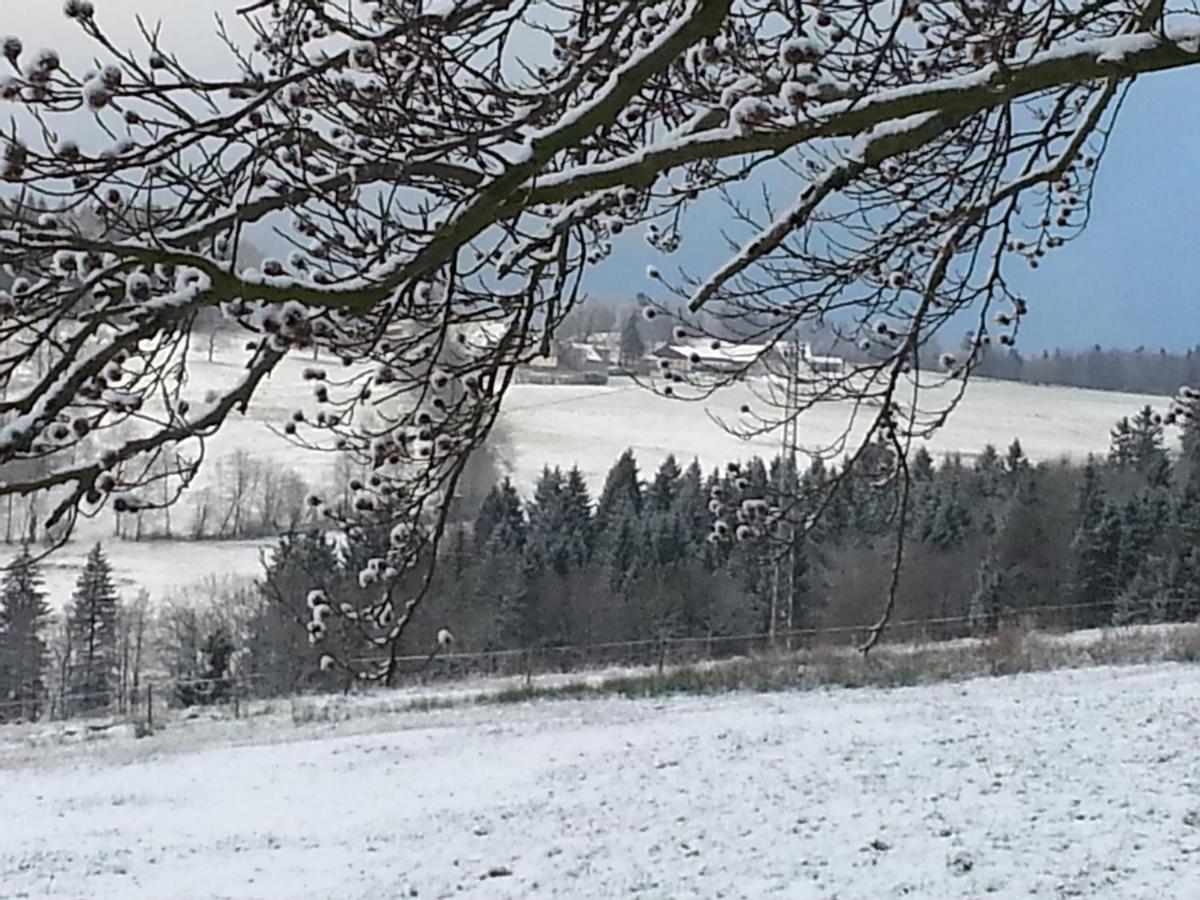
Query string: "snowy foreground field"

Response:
xmin=3 ymin=663 xmax=1199 ymax=899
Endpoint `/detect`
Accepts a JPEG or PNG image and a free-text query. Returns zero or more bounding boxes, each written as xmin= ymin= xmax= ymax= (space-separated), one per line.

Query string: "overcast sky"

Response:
xmin=13 ymin=1 xmax=1200 ymax=351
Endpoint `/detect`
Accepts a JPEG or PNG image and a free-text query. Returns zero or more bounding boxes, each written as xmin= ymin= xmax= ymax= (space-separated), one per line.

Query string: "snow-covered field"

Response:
xmin=5 ymin=349 xmax=1179 ymax=606
xmin=3 ymin=662 xmax=1198 ymax=899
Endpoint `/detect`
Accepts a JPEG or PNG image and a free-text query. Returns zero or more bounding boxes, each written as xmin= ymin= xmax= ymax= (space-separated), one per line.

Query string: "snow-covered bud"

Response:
xmin=731 ymin=97 xmax=774 ymax=131
xmin=780 ymin=81 xmax=807 ymax=109
xmin=437 ymin=628 xmax=454 ymax=647
xmin=349 ymin=41 xmax=376 ymax=69
xmin=319 ymin=654 xmax=335 ymax=672
xmin=780 ymin=38 xmax=820 ymax=67
xmin=100 ymin=63 xmax=122 ymax=89
xmin=306 ymin=589 xmax=327 ymax=611
xmin=33 ymin=48 xmax=60 ymax=73
xmin=2 ymin=36 xmax=21 ymax=62
xmin=83 ymin=76 xmax=111 ymax=110
xmin=125 ymin=272 xmax=151 ymax=301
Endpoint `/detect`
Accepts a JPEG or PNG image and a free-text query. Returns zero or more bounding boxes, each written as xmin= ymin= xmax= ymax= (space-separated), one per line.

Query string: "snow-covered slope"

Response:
xmin=3 ymin=663 xmax=1198 ymax=899
xmin=6 ymin=349 xmax=1178 ymax=607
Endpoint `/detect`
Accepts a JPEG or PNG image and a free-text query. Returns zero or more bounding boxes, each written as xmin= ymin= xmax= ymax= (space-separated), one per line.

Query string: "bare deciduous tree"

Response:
xmin=1 ymin=0 xmax=1198 ymax=672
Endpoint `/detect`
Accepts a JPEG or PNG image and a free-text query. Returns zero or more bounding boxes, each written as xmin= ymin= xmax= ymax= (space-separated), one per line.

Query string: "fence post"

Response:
xmin=234 ymin=679 xmax=241 ymax=719
xmin=146 ymin=683 xmax=153 ymax=731
xmin=657 ymin=638 xmax=666 ymax=675
xmin=524 ymin=649 xmax=532 ymax=688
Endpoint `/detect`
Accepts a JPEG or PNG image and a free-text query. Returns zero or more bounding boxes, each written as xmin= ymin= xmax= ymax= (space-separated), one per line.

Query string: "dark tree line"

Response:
xmin=2 ymin=402 xmax=1196 ymax=720
xmin=971 ymin=343 xmax=1200 ymax=397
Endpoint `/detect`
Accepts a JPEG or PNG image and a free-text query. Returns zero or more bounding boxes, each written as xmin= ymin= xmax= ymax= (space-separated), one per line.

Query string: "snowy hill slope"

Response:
xmin=4 ymin=349 xmax=1179 ymax=607
xmin=2 ymin=662 xmax=1197 ymax=899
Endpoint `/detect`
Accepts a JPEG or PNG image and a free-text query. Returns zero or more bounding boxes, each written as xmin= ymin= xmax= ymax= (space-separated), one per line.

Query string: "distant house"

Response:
xmin=650 ymin=340 xmax=780 ymax=376
xmin=801 ymin=345 xmax=846 ymax=377
xmin=650 ymin=340 xmax=845 ymax=381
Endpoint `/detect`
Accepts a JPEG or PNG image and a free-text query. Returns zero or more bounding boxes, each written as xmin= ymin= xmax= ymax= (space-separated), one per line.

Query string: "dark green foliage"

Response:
xmin=66 ymin=544 xmax=121 ymax=713
xmin=174 ymin=626 xmax=237 ymax=707
xmin=646 ymin=454 xmax=683 ymax=514
xmin=0 ymin=547 xmax=51 ymax=721
xmin=474 ymin=478 xmax=526 ymax=551
xmin=595 ymin=448 xmax=642 ymax=531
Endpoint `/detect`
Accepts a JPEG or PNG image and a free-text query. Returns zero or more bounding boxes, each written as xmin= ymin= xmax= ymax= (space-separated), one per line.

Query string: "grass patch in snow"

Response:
xmin=477 ymin=622 xmax=1200 ymax=707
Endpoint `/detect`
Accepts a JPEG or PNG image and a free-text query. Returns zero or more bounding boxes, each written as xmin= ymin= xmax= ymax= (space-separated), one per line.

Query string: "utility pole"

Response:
xmin=770 ymin=338 xmax=801 ymax=649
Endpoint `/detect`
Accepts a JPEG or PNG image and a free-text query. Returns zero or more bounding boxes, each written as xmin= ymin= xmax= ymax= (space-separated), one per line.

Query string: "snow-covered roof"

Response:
xmin=657 ymin=342 xmax=774 ymax=365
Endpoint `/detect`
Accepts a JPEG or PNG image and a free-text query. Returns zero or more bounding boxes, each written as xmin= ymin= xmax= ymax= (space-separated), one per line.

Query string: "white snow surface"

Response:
xmin=2 ymin=663 xmax=1199 ymax=899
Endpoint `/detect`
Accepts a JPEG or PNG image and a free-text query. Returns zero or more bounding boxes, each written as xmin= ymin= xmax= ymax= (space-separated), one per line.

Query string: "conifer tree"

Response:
xmin=474 ymin=478 xmax=526 ymax=552
xmin=560 ymin=466 xmax=594 ymax=566
xmin=1109 ymin=416 xmax=1135 ymax=468
xmin=526 ymin=466 xmax=588 ymax=575
xmin=253 ymin=530 xmax=346 ymax=696
xmin=0 ymin=546 xmax=51 ymax=721
xmin=66 ymin=544 xmax=121 ymax=713
xmin=646 ymin=455 xmax=683 ymax=515
xmin=910 ymin=446 xmax=936 ymax=483
xmin=1126 ymin=405 xmax=1171 ymax=487
xmin=594 ymin=449 xmax=642 ymax=538
xmin=1071 ymin=502 xmax=1124 ymax=627
xmin=619 ymin=312 xmax=646 ymax=370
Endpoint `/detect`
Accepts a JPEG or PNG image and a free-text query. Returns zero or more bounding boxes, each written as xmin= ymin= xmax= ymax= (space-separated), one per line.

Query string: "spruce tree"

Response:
xmin=910 ymin=446 xmax=935 ymax=483
xmin=253 ymin=530 xmax=345 ymax=696
xmin=1108 ymin=416 xmax=1135 ymax=468
xmin=974 ymin=443 xmax=1003 ymax=492
xmin=526 ymin=466 xmax=575 ymax=575
xmin=0 ymin=546 xmax=51 ymax=721
xmin=594 ymin=449 xmax=642 ymax=537
xmin=1115 ymin=405 xmax=1171 ymax=487
xmin=618 ymin=311 xmax=646 ymax=369
xmin=474 ymin=478 xmax=526 ymax=551
xmin=66 ymin=544 xmax=121 ymax=713
xmin=560 ymin=466 xmax=594 ymax=566
xmin=1071 ymin=502 xmax=1124 ymax=627
xmin=646 ymin=455 xmax=683 ymax=514
xmin=674 ymin=459 xmax=712 ymax=555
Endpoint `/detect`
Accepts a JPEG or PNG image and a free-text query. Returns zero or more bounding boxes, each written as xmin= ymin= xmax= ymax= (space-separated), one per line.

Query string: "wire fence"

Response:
xmin=0 ymin=597 xmax=1190 ymax=728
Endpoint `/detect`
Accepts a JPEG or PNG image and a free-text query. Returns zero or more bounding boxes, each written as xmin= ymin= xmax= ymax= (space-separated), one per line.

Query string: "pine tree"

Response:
xmin=673 ymin=459 xmax=712 ymax=555
xmin=1075 ymin=457 xmax=1105 ymax=527
xmin=1126 ymin=405 xmax=1171 ymax=487
xmin=1117 ymin=494 xmax=1166 ymax=590
xmin=66 ymin=544 xmax=121 ymax=713
xmin=253 ymin=530 xmax=345 ymax=696
xmin=560 ymin=466 xmax=594 ymax=565
xmin=1071 ymin=502 xmax=1124 ymax=627
xmin=0 ymin=546 xmax=51 ymax=721
xmin=910 ymin=446 xmax=935 ymax=483
xmin=594 ymin=449 xmax=642 ymax=536
xmin=646 ymin=455 xmax=683 ymax=514
xmin=1108 ymin=416 xmax=1135 ymax=468
xmin=474 ymin=478 xmax=526 ymax=551
xmin=927 ymin=491 xmax=972 ymax=551
xmin=526 ymin=466 xmax=578 ymax=575
xmin=619 ymin=311 xmax=646 ymax=369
